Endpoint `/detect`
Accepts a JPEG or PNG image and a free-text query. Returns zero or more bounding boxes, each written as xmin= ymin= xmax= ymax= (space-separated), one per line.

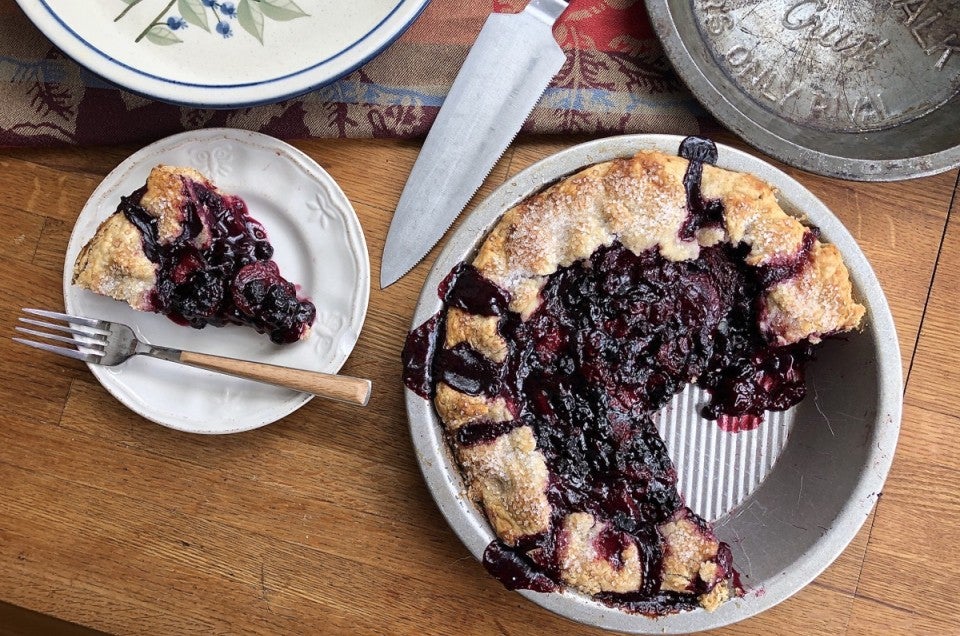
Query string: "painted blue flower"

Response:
xmin=166 ymin=16 xmax=188 ymax=30
xmin=120 ymin=0 xmax=308 ymax=46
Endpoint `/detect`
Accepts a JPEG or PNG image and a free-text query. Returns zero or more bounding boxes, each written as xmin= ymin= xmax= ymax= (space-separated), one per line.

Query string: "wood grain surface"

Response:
xmin=0 ymin=133 xmax=957 ymax=636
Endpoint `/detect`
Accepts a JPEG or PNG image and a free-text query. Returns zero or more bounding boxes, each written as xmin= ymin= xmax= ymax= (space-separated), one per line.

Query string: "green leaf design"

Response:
xmin=178 ymin=0 xmax=210 ymax=31
xmin=259 ymin=0 xmax=309 ymax=21
xmin=144 ymin=25 xmax=183 ymax=45
xmin=237 ymin=0 xmax=265 ymax=44
xmin=115 ymin=0 xmax=146 ymax=22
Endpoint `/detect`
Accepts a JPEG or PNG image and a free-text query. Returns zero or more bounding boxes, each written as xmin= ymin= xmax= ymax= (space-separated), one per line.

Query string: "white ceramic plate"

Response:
xmin=64 ymin=128 xmax=369 ymax=434
xmin=15 ymin=0 xmax=431 ymax=107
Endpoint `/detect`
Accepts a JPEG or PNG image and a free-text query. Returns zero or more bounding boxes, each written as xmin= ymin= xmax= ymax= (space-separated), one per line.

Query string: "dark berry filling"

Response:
xmin=120 ymin=177 xmax=315 ymax=344
xmin=678 ymin=135 xmax=724 ymax=241
xmin=402 ymin=137 xmax=821 ymax=614
xmin=481 ymin=542 xmax=559 ymax=593
xmin=439 ymin=262 xmax=510 ymax=317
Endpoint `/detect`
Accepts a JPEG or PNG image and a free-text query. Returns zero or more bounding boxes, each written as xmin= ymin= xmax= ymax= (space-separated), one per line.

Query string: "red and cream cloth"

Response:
xmin=0 ymin=0 xmax=711 ymax=146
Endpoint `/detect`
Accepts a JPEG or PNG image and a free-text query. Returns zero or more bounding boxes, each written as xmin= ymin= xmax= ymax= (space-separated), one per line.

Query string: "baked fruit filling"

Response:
xmin=403 ymin=138 xmax=864 ymax=614
xmin=73 ymin=165 xmax=315 ymax=344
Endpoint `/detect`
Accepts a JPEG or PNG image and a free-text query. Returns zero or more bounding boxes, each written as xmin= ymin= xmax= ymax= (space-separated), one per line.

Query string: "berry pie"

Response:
xmin=72 ymin=165 xmax=315 ymax=344
xmin=403 ymin=138 xmax=864 ymax=614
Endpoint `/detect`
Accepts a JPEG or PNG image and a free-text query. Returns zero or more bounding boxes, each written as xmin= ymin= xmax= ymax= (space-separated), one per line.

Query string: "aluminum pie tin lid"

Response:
xmin=406 ymin=135 xmax=902 ymax=633
xmin=645 ymin=0 xmax=960 ymax=181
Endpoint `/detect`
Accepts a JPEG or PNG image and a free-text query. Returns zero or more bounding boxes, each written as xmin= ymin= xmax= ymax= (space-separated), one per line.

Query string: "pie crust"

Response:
xmin=404 ymin=140 xmax=865 ymax=614
xmin=73 ymin=165 xmax=316 ymax=344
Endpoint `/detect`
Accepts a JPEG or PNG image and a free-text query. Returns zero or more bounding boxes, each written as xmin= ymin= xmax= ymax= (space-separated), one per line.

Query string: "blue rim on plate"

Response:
xmin=15 ymin=0 xmax=432 ymax=108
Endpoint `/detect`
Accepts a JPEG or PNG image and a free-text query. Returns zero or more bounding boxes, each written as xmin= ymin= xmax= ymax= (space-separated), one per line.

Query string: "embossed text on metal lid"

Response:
xmin=695 ymin=0 xmax=960 ymax=132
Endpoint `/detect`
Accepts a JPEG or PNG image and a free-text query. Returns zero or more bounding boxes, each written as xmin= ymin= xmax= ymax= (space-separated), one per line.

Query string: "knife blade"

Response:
xmin=380 ymin=0 xmax=569 ymax=288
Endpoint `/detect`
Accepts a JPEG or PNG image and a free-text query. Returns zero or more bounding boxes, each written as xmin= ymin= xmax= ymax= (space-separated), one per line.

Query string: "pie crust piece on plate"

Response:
xmin=65 ymin=128 xmax=369 ymax=434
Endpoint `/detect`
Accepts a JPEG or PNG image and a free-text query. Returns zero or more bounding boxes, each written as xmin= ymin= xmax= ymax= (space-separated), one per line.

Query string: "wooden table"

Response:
xmin=0 ymin=133 xmax=957 ymax=636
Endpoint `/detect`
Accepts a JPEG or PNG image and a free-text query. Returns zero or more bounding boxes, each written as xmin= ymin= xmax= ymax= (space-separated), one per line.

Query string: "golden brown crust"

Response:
xmin=763 ymin=242 xmax=866 ymax=345
xmin=558 ymin=512 xmax=644 ymax=594
xmin=434 ymin=383 xmax=512 ymax=431
xmin=140 ymin=165 xmax=212 ymax=245
xmin=72 ymin=165 xmax=211 ymax=308
xmin=658 ymin=514 xmax=719 ymax=593
xmin=457 ymin=426 xmax=551 ymax=545
xmin=471 ymin=150 xmax=863 ymax=341
xmin=701 ymin=164 xmax=807 ymax=267
xmin=699 ymin=578 xmax=731 ymax=612
xmin=444 ymin=308 xmax=507 ymax=363
xmin=71 ymin=212 xmax=156 ymax=310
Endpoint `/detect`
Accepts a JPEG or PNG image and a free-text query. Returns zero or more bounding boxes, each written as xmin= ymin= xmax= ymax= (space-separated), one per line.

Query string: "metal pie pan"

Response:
xmin=406 ymin=135 xmax=902 ymax=632
xmin=645 ymin=0 xmax=960 ymax=181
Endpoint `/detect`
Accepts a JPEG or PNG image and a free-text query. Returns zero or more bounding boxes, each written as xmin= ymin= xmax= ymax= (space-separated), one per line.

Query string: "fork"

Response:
xmin=13 ymin=309 xmax=371 ymax=406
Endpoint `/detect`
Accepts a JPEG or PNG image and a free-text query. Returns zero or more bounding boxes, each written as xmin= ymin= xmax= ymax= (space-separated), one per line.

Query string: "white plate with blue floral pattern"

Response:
xmin=15 ymin=0 xmax=431 ymax=107
xmin=63 ymin=128 xmax=370 ymax=434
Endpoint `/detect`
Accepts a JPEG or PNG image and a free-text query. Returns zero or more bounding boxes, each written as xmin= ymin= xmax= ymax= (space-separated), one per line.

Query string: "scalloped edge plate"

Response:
xmin=64 ymin=128 xmax=369 ymax=434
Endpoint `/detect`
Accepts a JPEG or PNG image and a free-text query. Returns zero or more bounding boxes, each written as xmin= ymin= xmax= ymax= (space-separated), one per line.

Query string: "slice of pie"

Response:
xmin=403 ymin=138 xmax=864 ymax=615
xmin=72 ymin=165 xmax=315 ymax=344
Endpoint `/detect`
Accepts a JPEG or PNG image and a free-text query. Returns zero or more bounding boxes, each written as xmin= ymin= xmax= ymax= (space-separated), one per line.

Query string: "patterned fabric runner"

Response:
xmin=0 ymin=0 xmax=711 ymax=146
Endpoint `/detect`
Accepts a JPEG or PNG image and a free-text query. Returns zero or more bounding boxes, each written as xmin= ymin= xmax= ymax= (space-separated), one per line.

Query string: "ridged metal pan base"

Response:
xmin=658 ymin=385 xmax=793 ymax=522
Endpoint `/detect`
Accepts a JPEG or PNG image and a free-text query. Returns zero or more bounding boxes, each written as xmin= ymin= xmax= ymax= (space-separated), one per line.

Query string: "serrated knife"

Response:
xmin=380 ymin=0 xmax=569 ymax=288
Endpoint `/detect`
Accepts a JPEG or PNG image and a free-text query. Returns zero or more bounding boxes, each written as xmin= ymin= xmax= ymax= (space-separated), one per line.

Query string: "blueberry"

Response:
xmin=254 ymin=241 xmax=274 ymax=260
xmin=295 ymin=301 xmax=316 ymax=324
xmin=243 ymin=279 xmax=268 ymax=305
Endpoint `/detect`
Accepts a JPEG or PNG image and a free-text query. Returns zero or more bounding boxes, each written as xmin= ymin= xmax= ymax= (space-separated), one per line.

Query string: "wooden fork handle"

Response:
xmin=178 ymin=351 xmax=371 ymax=406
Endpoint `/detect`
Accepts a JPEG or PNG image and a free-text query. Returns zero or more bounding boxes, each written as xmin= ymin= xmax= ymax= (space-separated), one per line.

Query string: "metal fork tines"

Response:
xmin=14 ymin=308 xmax=111 ymax=363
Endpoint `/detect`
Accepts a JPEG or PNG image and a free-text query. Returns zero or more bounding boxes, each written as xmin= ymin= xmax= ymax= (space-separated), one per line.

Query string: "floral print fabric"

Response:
xmin=0 ymin=0 xmax=710 ymax=146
